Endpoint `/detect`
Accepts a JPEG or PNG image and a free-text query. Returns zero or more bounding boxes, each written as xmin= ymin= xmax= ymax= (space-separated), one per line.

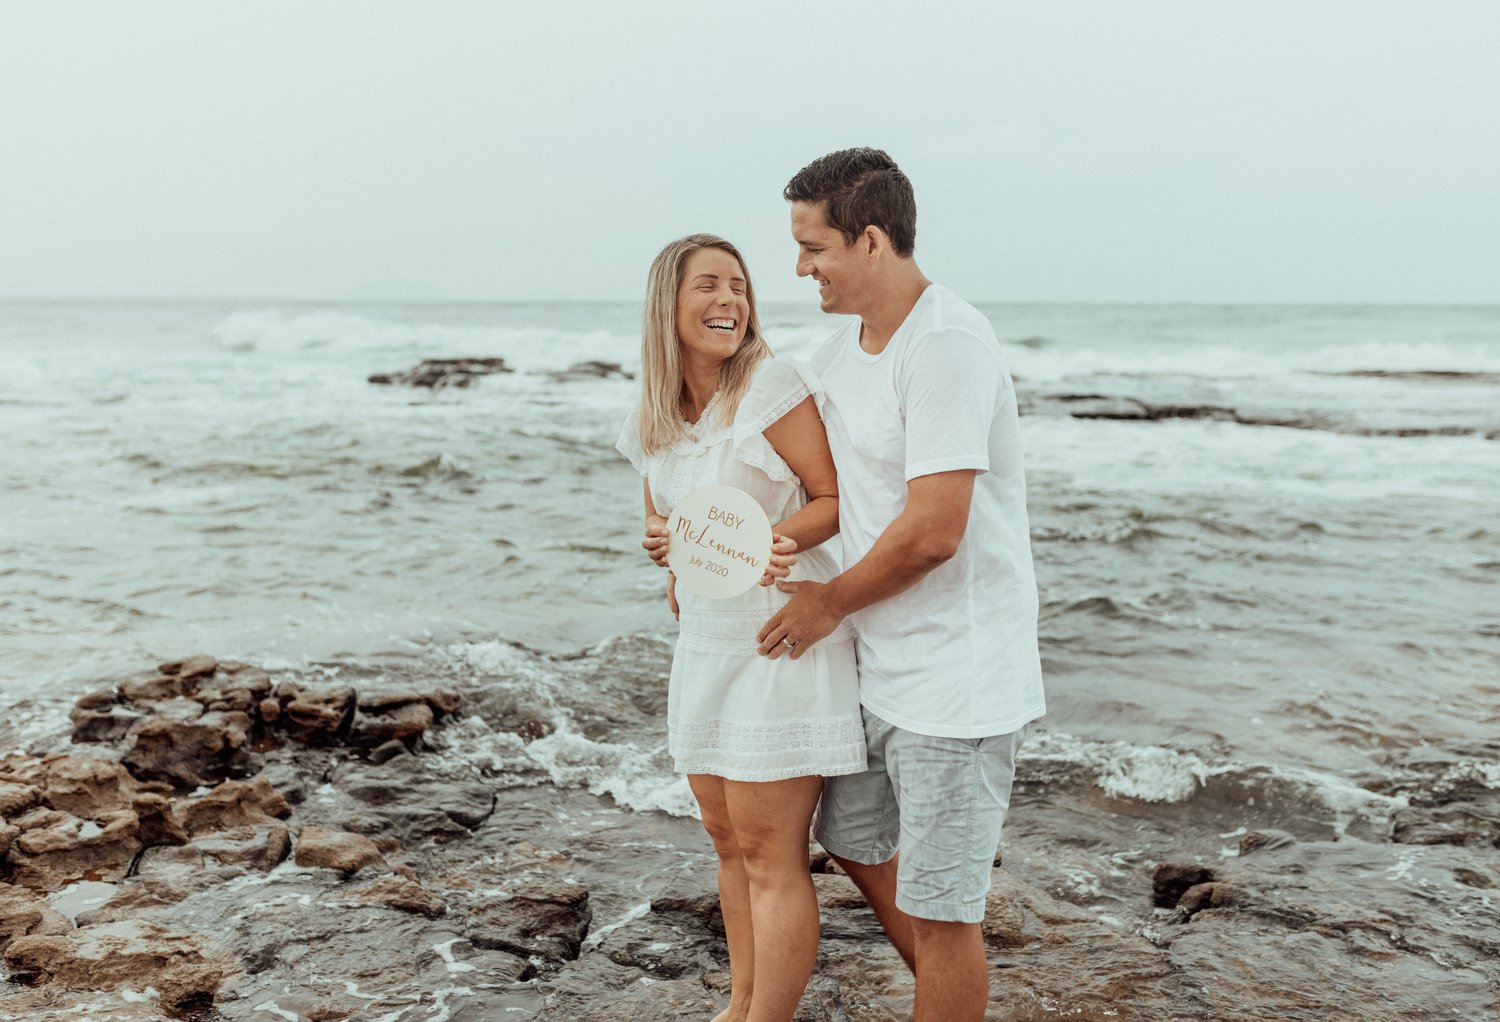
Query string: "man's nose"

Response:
xmin=795 ymin=255 xmax=811 ymax=277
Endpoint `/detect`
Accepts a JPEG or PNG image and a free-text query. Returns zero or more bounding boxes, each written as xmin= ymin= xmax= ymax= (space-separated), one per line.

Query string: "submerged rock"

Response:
xmin=368 ymin=357 xmax=511 ymax=388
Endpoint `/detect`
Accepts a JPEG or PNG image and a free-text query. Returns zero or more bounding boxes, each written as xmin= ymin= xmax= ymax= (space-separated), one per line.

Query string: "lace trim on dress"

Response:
xmin=669 ymin=715 xmax=866 ymax=756
xmin=730 ymin=383 xmax=812 ymax=483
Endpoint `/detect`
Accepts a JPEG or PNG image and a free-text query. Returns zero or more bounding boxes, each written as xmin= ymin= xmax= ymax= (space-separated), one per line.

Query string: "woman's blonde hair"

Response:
xmin=637 ymin=234 xmax=771 ymax=454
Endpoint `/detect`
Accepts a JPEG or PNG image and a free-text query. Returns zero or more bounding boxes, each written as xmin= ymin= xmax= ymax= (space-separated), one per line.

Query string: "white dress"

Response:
xmin=616 ymin=358 xmax=866 ymax=781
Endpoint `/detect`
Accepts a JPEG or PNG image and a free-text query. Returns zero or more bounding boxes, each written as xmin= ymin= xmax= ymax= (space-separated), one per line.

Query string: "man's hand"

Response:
xmin=642 ymin=515 xmax=670 ymax=568
xmin=758 ymin=534 xmax=798 ymax=587
xmin=757 ymin=580 xmax=843 ymax=660
xmin=666 ymin=572 xmax=679 ymax=620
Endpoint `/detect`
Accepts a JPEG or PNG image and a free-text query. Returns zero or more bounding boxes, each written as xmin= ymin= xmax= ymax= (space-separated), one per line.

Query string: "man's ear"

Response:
xmin=862 ymin=225 xmax=887 ymax=263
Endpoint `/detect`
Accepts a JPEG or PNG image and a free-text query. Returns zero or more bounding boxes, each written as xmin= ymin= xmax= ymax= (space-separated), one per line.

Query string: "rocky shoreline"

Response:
xmin=2 ymin=651 xmax=1497 ymax=1020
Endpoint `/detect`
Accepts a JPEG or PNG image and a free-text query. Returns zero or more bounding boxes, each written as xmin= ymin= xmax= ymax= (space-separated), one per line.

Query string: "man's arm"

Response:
xmin=756 ymin=468 xmax=975 ymax=659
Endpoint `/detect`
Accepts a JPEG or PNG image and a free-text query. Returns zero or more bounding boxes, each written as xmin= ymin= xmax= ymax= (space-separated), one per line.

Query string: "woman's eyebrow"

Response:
xmin=689 ymin=273 xmax=747 ymax=284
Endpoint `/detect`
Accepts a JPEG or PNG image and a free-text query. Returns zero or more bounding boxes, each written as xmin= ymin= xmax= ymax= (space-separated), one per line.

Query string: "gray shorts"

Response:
xmin=813 ymin=708 xmax=1028 ymax=924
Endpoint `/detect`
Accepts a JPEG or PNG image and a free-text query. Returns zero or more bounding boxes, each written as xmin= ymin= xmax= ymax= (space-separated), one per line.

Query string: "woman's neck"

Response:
xmin=679 ymin=353 xmax=722 ymax=423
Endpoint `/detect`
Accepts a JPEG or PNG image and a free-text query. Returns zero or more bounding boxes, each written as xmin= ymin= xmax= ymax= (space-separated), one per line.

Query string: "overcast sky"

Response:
xmin=1 ymin=1 xmax=1496 ymax=304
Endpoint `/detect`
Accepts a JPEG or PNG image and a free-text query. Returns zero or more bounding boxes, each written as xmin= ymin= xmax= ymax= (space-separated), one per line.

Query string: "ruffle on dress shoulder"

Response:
xmin=730 ymin=358 xmax=823 ymax=483
xmin=614 ymin=407 xmax=648 ymax=475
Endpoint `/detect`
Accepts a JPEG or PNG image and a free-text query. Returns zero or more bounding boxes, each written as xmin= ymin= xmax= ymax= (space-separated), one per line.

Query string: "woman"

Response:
xmin=616 ymin=234 xmax=864 ymax=1022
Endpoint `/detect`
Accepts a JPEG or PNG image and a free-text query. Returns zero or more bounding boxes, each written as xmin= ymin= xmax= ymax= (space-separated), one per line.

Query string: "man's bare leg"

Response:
xmin=910 ymin=917 xmax=987 ymax=1021
xmin=828 ymin=853 xmax=915 ymax=972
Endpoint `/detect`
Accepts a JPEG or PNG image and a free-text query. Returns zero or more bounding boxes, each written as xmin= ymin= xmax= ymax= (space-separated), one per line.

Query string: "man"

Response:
xmin=757 ymin=147 xmax=1046 ymax=1021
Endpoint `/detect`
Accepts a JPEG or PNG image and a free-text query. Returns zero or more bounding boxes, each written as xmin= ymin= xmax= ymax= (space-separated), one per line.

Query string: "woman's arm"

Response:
xmin=761 ymin=396 xmax=839 ymax=554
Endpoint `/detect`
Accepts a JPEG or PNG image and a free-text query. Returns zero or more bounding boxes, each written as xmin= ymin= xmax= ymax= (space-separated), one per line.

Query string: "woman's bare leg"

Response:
xmin=690 ymin=774 xmax=754 ymax=1022
xmin=722 ymin=775 xmax=824 ymax=1022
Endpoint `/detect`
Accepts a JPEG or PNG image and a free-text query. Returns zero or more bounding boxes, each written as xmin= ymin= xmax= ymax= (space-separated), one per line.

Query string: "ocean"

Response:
xmin=2 ymin=300 xmax=1498 ymax=1015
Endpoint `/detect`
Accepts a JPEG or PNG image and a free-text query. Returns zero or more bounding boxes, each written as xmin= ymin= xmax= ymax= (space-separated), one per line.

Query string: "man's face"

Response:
xmin=790 ymin=201 xmax=866 ymax=316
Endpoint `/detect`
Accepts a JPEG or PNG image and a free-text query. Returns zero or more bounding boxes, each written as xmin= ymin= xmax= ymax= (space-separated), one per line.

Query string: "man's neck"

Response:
xmin=858 ymin=267 xmax=933 ymax=355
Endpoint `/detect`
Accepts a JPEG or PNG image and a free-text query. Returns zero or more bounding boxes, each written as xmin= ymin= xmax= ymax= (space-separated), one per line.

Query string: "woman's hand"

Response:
xmin=642 ymin=514 xmax=670 ymax=568
xmin=759 ymin=534 xmax=799 ymax=586
xmin=666 ymin=571 xmax=679 ymax=620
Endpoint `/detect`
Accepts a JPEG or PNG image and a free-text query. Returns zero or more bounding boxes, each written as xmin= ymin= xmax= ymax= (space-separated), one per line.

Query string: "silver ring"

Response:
xmin=782 ymin=637 xmax=798 ymax=649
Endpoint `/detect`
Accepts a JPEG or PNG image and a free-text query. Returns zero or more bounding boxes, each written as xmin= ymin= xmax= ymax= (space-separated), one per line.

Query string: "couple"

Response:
xmin=615 ymin=148 xmax=1046 ymax=1022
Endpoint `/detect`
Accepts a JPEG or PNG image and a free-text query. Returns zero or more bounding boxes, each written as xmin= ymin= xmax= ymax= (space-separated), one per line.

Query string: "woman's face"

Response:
xmin=675 ymin=247 xmax=750 ymax=368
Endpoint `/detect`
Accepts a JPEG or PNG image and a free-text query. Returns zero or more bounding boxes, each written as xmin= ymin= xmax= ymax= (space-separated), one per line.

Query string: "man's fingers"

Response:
xmin=776 ymin=580 xmax=802 ymax=593
xmin=788 ymin=636 xmax=815 ymax=660
xmin=758 ymin=625 xmax=789 ymax=658
xmin=757 ymin=613 xmax=783 ymax=644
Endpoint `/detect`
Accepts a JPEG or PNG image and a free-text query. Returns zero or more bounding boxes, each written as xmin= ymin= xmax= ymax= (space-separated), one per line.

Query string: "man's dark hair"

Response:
xmin=784 ymin=147 xmax=917 ymax=257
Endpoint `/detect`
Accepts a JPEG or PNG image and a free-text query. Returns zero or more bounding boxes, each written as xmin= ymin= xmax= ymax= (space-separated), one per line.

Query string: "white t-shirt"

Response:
xmin=806 ymin=284 xmax=1045 ymax=738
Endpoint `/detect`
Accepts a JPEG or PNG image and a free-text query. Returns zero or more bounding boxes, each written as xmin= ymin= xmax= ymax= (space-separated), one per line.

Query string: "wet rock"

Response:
xmin=1452 ymin=867 xmax=1494 ymax=889
xmin=1391 ymin=802 xmax=1500 ymax=847
xmin=158 ymin=655 xmax=219 ymax=681
xmin=0 ymin=779 xmax=42 ymax=817
xmin=5 ymin=919 xmax=223 ymax=1016
xmin=294 ymin=825 xmax=386 ymax=876
xmin=68 ymin=701 xmax=147 ymax=744
xmin=539 ymin=954 xmax=721 ymax=1019
xmin=141 ymin=825 xmax=291 ymax=875
xmin=0 ymin=882 xmax=72 ymax=951
xmin=171 ymin=776 xmax=292 ymax=837
xmin=465 ymin=878 xmax=591 ymax=962
xmin=350 ymin=700 xmax=434 ymax=748
xmin=119 ymin=672 xmax=197 ymax=704
xmin=357 ymin=686 xmax=462 ymax=718
xmin=36 ymin=753 xmax=147 ymax=816
xmin=275 ymin=682 xmax=356 ymax=743
xmin=122 ymin=710 xmax=257 ymax=788
xmin=1152 ymin=862 xmax=1217 ymax=907
xmin=341 ymin=874 xmax=447 ymax=917
xmin=369 ymin=739 xmax=408 ymax=764
xmin=195 ymin=663 xmax=273 ymax=713
xmin=5 ymin=808 xmax=142 ymax=891
xmin=329 ymin=755 xmax=496 ymax=842
xmin=548 ymin=360 xmax=635 ymax=382
xmin=368 ymin=357 xmax=511 ymax=388
xmin=1239 ymin=829 xmax=1298 ymax=855
xmin=1176 ymin=881 xmax=1248 ymax=919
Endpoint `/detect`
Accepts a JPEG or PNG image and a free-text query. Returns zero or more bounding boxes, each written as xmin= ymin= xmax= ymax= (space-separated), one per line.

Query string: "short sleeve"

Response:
xmin=899 ymin=329 xmax=1002 ymax=482
xmin=730 ymin=358 xmax=821 ymax=482
xmin=614 ymin=406 xmax=648 ymax=475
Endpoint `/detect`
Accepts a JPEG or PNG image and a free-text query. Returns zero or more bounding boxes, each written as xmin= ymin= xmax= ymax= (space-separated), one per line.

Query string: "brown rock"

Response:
xmin=350 ymin=701 xmax=434 ymax=747
xmin=37 ymin=754 xmax=140 ymax=815
xmin=158 ymin=655 xmax=218 ymax=680
xmin=0 ymin=780 xmax=42 ymax=817
xmin=5 ymin=919 xmax=223 ymax=1016
xmin=0 ymin=882 xmax=72 ymax=952
xmin=466 ymin=878 xmax=591 ymax=962
xmin=1176 ymin=881 xmax=1247 ymax=918
xmin=1152 ymin=862 xmax=1216 ymax=907
xmin=122 ymin=710 xmax=256 ymax=788
xmin=119 ymin=672 xmax=198 ymax=703
xmin=5 ymin=808 xmax=141 ymax=891
xmin=69 ymin=702 xmax=147 ymax=744
xmin=277 ymin=682 xmax=356 ymax=742
xmin=1239 ymin=829 xmax=1298 ymax=855
xmin=257 ymin=696 xmax=281 ymax=723
xmin=195 ymin=663 xmax=274 ymax=713
xmin=342 ymin=875 xmax=446 ymax=917
xmin=357 ymin=686 xmax=462 ymax=718
xmin=140 ymin=825 xmax=291 ymax=875
xmin=171 ymin=776 xmax=291 ymax=837
xmin=294 ymin=825 xmax=385 ymax=875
